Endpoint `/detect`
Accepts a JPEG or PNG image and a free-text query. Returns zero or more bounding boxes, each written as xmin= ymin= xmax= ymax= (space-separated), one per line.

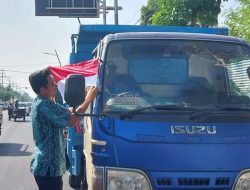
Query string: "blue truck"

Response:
xmin=66 ymin=25 xmax=250 ymax=190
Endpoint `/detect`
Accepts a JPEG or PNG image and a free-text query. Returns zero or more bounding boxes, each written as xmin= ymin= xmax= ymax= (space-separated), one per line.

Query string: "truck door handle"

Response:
xmin=91 ymin=139 xmax=106 ymax=146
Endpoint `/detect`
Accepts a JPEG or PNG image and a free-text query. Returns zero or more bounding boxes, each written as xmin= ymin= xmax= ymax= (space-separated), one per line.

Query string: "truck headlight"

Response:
xmin=106 ymin=168 xmax=152 ymax=190
xmin=234 ymin=170 xmax=250 ymax=190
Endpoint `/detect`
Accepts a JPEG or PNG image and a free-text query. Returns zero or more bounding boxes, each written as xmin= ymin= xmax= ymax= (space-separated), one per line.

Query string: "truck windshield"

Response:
xmin=102 ymin=39 xmax=250 ymax=112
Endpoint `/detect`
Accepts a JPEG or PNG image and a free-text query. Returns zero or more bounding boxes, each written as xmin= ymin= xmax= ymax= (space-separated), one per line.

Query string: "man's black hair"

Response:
xmin=29 ymin=68 xmax=50 ymax=95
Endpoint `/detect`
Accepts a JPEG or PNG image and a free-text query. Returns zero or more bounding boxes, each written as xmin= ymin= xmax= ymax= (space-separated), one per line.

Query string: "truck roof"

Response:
xmin=103 ymin=32 xmax=248 ymax=45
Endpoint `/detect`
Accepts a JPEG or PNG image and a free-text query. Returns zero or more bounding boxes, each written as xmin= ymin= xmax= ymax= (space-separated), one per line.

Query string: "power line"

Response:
xmin=5 ymin=73 xmax=28 ymax=79
xmin=134 ymin=0 xmax=158 ymax=25
xmin=1 ymin=62 xmax=62 ymax=67
xmin=134 ymin=17 xmax=142 ymax=25
xmin=2 ymin=69 xmax=30 ymax=74
xmin=126 ymin=8 xmax=141 ymax=24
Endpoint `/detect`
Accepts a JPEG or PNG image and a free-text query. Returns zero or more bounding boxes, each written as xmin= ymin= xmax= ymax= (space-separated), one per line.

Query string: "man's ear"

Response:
xmin=39 ymin=87 xmax=47 ymax=96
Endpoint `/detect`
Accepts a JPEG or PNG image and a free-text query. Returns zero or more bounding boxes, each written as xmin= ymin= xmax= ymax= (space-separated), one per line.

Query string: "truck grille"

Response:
xmin=215 ymin=178 xmax=230 ymax=186
xmin=156 ymin=177 xmax=230 ymax=188
xmin=157 ymin=178 xmax=172 ymax=186
xmin=178 ymin=178 xmax=209 ymax=186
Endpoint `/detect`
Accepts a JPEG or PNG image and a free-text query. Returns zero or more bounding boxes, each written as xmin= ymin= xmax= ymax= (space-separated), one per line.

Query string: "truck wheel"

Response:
xmin=9 ymin=115 xmax=11 ymax=120
xmin=23 ymin=116 xmax=25 ymax=121
xmin=14 ymin=116 xmax=16 ymax=122
xmin=69 ymin=175 xmax=81 ymax=189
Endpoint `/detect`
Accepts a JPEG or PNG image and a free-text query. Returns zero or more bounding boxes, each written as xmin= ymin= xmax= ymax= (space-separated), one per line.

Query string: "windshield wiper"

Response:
xmin=120 ymin=104 xmax=195 ymax=120
xmin=190 ymin=105 xmax=250 ymax=121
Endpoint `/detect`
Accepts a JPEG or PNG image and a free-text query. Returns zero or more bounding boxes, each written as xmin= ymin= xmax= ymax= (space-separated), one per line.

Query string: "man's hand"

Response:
xmin=85 ymin=86 xmax=98 ymax=104
xmin=75 ymin=86 xmax=98 ymax=114
xmin=67 ymin=86 xmax=98 ymax=126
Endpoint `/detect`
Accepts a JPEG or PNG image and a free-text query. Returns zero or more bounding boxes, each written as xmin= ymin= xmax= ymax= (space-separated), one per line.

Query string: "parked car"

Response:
xmin=0 ymin=101 xmax=9 ymax=110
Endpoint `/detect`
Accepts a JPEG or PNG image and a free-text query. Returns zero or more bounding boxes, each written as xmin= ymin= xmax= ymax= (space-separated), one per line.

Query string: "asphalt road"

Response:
xmin=0 ymin=110 xmax=77 ymax=190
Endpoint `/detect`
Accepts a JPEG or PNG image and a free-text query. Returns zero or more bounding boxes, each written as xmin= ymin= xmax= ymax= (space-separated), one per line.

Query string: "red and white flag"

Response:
xmin=48 ymin=58 xmax=99 ymax=101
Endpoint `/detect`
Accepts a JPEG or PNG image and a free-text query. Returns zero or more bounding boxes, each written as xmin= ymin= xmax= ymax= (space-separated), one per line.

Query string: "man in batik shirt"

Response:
xmin=29 ymin=68 xmax=97 ymax=190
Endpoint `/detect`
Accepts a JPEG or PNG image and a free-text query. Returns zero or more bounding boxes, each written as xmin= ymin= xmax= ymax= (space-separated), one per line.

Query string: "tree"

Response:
xmin=0 ymin=85 xmax=33 ymax=102
xmin=140 ymin=0 xmax=158 ymax=25
xmin=140 ymin=0 xmax=228 ymax=27
xmin=19 ymin=92 xmax=33 ymax=102
xmin=225 ymin=0 xmax=250 ymax=43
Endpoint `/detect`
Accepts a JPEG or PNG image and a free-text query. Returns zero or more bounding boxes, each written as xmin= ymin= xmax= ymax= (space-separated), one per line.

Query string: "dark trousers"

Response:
xmin=34 ymin=170 xmax=63 ymax=190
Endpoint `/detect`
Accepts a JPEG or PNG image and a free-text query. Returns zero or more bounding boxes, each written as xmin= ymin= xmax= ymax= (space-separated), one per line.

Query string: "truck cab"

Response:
xmin=67 ymin=25 xmax=250 ymax=190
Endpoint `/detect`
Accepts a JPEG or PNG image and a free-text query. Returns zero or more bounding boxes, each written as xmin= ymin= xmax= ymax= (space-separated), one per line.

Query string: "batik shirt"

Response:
xmin=30 ymin=96 xmax=70 ymax=177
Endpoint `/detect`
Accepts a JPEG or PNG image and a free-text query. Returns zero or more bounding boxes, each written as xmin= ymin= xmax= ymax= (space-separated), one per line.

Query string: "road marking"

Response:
xmin=20 ymin=144 xmax=29 ymax=152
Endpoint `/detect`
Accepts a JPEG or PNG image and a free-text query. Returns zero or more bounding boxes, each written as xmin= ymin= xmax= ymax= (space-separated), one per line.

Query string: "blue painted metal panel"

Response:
xmin=90 ymin=115 xmax=250 ymax=171
xmin=89 ymin=114 xmax=249 ymax=189
xmin=69 ymin=52 xmax=76 ymax=64
xmin=88 ymin=115 xmax=250 ymax=190
xmin=71 ymin=148 xmax=82 ymax=175
xmin=111 ymin=119 xmax=250 ymax=170
xmin=79 ymin=25 xmax=228 ymax=35
xmin=67 ymin=126 xmax=83 ymax=176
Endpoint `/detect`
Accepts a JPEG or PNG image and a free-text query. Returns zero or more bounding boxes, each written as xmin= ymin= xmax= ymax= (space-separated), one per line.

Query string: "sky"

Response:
xmin=0 ymin=0 xmax=239 ymax=98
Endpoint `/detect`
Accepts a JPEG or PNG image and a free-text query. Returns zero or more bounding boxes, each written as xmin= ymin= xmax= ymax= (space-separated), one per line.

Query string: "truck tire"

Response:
xmin=14 ymin=116 xmax=16 ymax=122
xmin=23 ymin=116 xmax=25 ymax=121
xmin=69 ymin=175 xmax=81 ymax=189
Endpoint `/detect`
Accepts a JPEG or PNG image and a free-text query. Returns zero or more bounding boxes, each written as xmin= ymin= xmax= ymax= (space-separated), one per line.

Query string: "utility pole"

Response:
xmin=114 ymin=0 xmax=118 ymax=25
xmin=102 ymin=0 xmax=107 ymax=25
xmin=0 ymin=69 xmax=7 ymax=87
xmin=100 ymin=0 xmax=122 ymax=25
xmin=43 ymin=50 xmax=61 ymax=66
xmin=54 ymin=50 xmax=61 ymax=66
xmin=7 ymin=77 xmax=11 ymax=88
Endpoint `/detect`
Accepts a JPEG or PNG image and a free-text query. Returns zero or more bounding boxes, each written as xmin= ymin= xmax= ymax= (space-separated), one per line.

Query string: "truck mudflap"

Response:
xmin=67 ymin=121 xmax=85 ymax=189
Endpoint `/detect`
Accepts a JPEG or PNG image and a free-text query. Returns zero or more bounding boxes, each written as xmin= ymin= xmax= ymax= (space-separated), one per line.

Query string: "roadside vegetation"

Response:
xmin=140 ymin=0 xmax=250 ymax=43
xmin=225 ymin=0 xmax=250 ymax=43
xmin=0 ymin=85 xmax=33 ymax=102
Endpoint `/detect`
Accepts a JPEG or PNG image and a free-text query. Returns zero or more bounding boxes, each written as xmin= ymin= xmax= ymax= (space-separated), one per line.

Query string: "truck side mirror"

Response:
xmin=247 ymin=66 xmax=250 ymax=79
xmin=64 ymin=74 xmax=85 ymax=108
